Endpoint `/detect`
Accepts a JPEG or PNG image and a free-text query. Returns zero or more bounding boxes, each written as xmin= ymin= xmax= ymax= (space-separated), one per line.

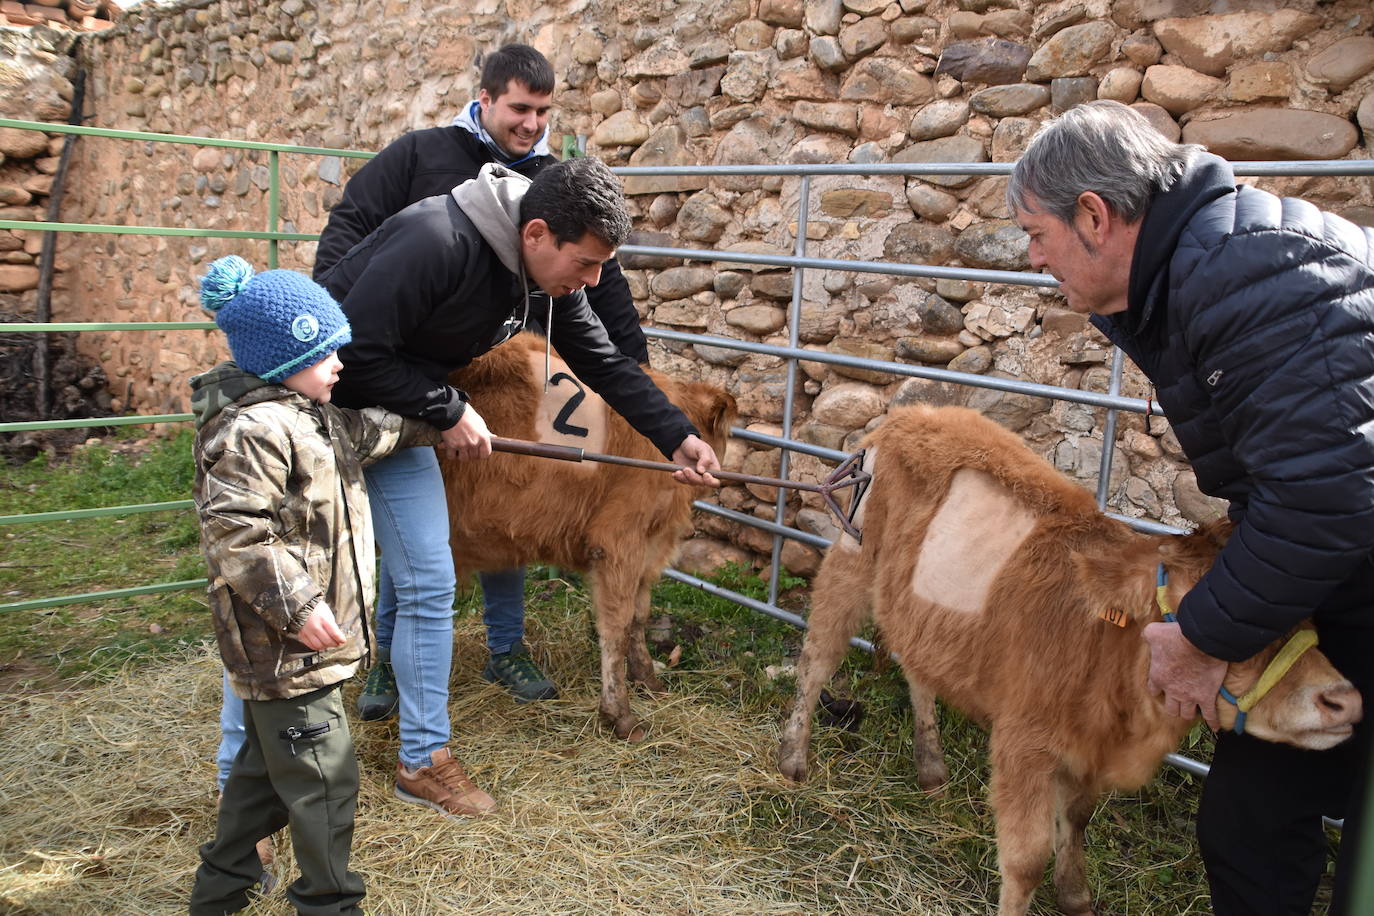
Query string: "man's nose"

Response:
xmin=581 ymin=263 xmax=603 ymax=288
xmin=1027 ymin=242 xmax=1046 ymax=270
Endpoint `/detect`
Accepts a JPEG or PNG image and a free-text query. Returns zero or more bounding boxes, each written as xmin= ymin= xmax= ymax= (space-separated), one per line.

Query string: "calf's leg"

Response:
xmin=989 ymin=729 xmax=1058 ymax=916
xmin=590 ymin=561 xmax=648 ymax=742
xmin=1051 ymin=768 xmax=1097 ymax=916
xmin=778 ymin=549 xmax=872 ymax=782
xmin=907 ymin=680 xmax=949 ymax=791
xmin=625 ymin=577 xmax=666 ymax=695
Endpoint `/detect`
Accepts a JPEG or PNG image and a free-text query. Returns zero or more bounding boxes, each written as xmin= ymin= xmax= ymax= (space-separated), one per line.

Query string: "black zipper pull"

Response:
xmin=278 ymin=721 xmax=331 ymax=757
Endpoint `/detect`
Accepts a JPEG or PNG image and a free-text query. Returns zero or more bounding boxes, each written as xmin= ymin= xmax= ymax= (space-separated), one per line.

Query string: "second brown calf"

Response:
xmin=442 ymin=333 xmax=736 ymax=741
xmin=778 ymin=406 xmax=1361 ymax=915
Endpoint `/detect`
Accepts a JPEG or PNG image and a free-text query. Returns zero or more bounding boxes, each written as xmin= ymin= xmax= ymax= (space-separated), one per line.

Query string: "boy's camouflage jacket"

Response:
xmin=191 ymin=362 xmax=439 ymax=700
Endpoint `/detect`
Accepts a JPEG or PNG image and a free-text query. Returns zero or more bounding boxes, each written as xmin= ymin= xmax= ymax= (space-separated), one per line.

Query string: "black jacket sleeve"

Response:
xmin=584 ymin=257 xmax=649 ymax=364
xmin=313 ymin=135 xmax=419 ymax=279
xmin=549 ymin=291 xmax=697 ymax=458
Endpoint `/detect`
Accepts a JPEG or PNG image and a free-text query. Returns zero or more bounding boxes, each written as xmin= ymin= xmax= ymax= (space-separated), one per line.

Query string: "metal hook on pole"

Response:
xmin=489 ymin=437 xmax=871 ymax=542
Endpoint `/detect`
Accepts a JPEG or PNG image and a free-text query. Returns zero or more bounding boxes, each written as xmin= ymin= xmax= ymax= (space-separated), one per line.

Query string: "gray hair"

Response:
xmin=1007 ymin=100 xmax=1204 ymax=224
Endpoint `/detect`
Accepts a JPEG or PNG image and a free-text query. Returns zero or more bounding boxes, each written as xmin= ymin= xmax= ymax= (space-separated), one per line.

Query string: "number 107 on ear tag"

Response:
xmin=1098 ymin=607 xmax=1129 ymax=628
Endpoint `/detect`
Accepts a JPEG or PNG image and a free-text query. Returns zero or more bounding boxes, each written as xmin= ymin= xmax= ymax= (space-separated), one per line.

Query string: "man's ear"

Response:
xmin=1075 ymin=191 xmax=1114 ymax=240
xmin=520 ymin=219 xmax=550 ymax=248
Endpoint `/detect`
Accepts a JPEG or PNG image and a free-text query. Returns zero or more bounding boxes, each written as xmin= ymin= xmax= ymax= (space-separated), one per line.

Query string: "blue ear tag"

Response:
xmin=292 ymin=314 xmax=320 ymax=342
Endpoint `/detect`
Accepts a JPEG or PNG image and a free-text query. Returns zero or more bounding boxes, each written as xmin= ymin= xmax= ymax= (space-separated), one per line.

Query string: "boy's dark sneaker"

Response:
xmin=482 ymin=641 xmax=558 ymax=703
xmin=357 ymin=647 xmax=398 ymax=721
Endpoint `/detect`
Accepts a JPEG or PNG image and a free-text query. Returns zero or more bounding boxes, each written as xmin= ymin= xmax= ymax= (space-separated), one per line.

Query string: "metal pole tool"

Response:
xmin=490 ymin=437 xmax=872 ymax=541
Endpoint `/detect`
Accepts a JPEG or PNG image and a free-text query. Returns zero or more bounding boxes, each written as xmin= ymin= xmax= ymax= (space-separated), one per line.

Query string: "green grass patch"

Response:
xmin=0 ymin=430 xmax=209 ymax=684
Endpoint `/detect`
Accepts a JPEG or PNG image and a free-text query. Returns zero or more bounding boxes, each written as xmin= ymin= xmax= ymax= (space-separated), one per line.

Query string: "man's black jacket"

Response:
xmin=313 ymin=125 xmax=647 ymax=363
xmin=1093 ymin=153 xmax=1374 ymax=661
xmin=317 ymin=193 xmax=694 ymax=460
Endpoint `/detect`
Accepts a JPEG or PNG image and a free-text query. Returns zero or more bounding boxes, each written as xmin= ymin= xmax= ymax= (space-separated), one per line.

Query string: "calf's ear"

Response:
xmin=1069 ymin=542 xmax=1156 ymax=625
xmin=703 ymin=389 xmax=738 ymax=443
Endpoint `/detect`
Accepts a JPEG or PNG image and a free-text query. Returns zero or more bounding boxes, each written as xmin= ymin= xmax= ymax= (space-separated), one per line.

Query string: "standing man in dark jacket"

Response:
xmin=315 ymin=156 xmax=718 ymax=820
xmin=1009 ymin=100 xmax=1374 ymax=915
xmin=315 ymin=43 xmax=649 ymax=712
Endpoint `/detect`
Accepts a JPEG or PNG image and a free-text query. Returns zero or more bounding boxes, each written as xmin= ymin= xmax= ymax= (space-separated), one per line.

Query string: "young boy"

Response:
xmin=188 ymin=255 xmax=435 ymax=916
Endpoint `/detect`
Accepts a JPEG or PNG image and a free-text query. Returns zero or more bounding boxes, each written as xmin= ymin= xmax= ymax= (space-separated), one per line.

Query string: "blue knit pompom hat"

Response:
xmin=199 ymin=255 xmax=352 ymax=383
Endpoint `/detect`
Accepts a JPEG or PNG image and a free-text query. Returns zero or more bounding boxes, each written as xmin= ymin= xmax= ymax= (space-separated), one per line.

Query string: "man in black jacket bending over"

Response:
xmin=316 ymin=44 xmax=648 ymax=713
xmin=316 ymin=157 xmax=718 ymax=818
xmin=1009 ymin=100 xmax=1374 ymax=915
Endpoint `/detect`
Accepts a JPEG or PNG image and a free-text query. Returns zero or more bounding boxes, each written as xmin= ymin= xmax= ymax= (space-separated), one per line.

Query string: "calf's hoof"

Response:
xmin=630 ymin=672 xmax=668 ymax=697
xmin=915 ymin=760 xmax=950 ymax=793
xmin=777 ymin=746 xmax=809 ymax=783
xmin=603 ymin=712 xmax=647 ymax=742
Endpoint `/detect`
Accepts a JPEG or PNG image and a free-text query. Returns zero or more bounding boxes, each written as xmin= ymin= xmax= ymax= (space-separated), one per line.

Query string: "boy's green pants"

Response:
xmin=189 ymin=683 xmax=365 ymax=916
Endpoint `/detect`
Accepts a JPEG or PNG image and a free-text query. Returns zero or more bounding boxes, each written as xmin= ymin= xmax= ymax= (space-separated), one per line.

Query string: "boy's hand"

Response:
xmin=298 ymin=604 xmax=347 ymax=650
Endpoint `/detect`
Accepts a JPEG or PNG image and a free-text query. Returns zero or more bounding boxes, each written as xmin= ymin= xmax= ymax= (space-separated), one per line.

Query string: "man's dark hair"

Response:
xmin=480 ymin=43 xmax=555 ymax=98
xmin=521 ymin=158 xmax=631 ymax=249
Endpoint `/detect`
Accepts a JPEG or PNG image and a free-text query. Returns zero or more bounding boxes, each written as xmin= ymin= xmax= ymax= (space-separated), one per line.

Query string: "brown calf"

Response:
xmin=442 ymin=333 xmax=736 ymax=741
xmin=778 ymin=405 xmax=1361 ymax=915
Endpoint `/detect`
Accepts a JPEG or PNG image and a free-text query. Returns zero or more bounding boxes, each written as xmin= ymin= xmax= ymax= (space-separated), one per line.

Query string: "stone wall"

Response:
xmin=5 ymin=0 xmax=1374 ymax=573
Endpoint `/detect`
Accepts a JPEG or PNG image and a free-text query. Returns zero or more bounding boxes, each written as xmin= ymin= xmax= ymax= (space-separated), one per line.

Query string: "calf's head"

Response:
xmin=1216 ymin=626 xmax=1361 ymax=750
xmin=1153 ymin=523 xmax=1362 ymax=749
xmin=671 ymin=380 xmax=737 ymax=463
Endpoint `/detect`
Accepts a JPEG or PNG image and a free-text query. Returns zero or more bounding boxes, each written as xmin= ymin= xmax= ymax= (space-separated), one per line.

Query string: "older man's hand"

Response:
xmin=1143 ymin=620 xmax=1228 ymax=731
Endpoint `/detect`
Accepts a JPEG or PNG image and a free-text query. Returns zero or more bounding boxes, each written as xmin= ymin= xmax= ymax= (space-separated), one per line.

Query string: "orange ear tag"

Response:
xmin=1098 ymin=607 xmax=1129 ymax=628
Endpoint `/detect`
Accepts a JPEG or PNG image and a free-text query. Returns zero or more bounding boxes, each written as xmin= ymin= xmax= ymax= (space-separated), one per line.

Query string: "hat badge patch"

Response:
xmin=291 ymin=314 xmax=320 ymax=342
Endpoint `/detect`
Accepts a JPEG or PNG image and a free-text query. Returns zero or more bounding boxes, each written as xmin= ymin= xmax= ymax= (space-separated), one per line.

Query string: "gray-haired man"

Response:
xmin=1009 ymin=99 xmax=1374 ymax=915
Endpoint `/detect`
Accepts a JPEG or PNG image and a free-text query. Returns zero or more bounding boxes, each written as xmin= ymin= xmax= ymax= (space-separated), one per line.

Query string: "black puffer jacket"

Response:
xmin=313 ymin=125 xmax=648 ymax=363
xmin=1093 ymin=154 xmax=1374 ymax=661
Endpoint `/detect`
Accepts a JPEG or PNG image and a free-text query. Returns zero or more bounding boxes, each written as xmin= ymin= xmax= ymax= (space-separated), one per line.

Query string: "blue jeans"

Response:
xmin=217 ymin=669 xmax=244 ymax=791
xmin=366 ymin=446 xmax=457 ymax=769
xmin=480 ymin=566 xmax=526 ymax=655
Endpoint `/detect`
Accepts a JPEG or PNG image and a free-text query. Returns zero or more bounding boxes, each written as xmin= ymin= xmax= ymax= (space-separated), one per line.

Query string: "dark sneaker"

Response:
xmin=394 ymin=747 xmax=497 ymax=818
xmin=357 ymin=647 xmax=398 ymax=721
xmin=482 ymin=641 xmax=558 ymax=703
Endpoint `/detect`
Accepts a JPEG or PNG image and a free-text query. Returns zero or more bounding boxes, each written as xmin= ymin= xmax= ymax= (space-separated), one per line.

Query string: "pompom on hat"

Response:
xmin=199 ymin=255 xmax=352 ymax=383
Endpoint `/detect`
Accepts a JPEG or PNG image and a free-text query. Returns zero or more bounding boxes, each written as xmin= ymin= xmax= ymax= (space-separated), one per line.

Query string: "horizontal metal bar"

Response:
xmin=618 ymin=163 xmax=1014 ymax=177
xmin=0 ymin=219 xmax=317 ymax=240
xmin=730 ymin=427 xmax=850 ymax=463
xmin=0 ymin=413 xmax=192 ymax=432
xmin=1 ymin=321 xmax=215 ymax=332
xmin=662 ymin=567 xmax=875 ymax=654
xmin=0 ymin=500 xmax=193 ymax=526
xmin=1107 ymin=512 xmax=1188 ymax=536
xmin=0 ymin=118 xmax=374 ymax=159
xmin=692 ymin=499 xmax=831 ymax=549
xmin=0 ymin=578 xmax=206 ymax=614
xmin=614 ymin=160 xmax=1374 ymax=177
xmin=619 ymin=243 xmax=1059 ymax=288
xmin=646 ymin=327 xmax=1159 ymax=416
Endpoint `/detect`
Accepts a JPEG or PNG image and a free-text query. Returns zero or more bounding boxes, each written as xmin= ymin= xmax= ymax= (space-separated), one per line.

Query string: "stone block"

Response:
xmin=1183 ymin=109 xmax=1359 ymax=161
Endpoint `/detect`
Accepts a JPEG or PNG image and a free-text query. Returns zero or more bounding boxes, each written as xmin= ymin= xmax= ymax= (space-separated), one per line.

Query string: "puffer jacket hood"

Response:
xmin=190 ymin=361 xmax=274 ymax=428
